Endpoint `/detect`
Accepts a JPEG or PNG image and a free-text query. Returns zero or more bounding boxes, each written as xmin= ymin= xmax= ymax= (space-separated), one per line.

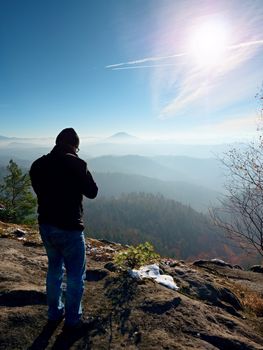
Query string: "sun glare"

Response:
xmin=190 ymin=20 xmax=229 ymax=67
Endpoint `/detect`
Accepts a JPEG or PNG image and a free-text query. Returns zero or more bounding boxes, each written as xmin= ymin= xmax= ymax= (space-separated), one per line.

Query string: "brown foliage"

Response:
xmin=229 ymin=282 xmax=263 ymax=317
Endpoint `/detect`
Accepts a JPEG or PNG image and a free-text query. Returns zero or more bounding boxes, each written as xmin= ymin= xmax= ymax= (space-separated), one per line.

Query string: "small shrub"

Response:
xmin=114 ymin=242 xmax=160 ymax=269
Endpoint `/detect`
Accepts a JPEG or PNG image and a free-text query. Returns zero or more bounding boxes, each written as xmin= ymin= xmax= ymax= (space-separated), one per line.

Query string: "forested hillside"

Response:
xmin=85 ymin=155 xmax=225 ymax=212
xmin=84 ymin=193 xmax=248 ymax=264
xmin=93 ymin=172 xmax=219 ymax=212
xmin=87 ymin=155 xmax=224 ymax=191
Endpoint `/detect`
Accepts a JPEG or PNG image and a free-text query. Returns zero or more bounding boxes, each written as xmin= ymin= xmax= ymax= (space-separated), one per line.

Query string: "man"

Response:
xmin=30 ymin=128 xmax=98 ymax=330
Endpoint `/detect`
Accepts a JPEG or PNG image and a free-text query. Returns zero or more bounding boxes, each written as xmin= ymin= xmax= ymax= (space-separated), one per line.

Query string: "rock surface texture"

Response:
xmin=0 ymin=222 xmax=263 ymax=349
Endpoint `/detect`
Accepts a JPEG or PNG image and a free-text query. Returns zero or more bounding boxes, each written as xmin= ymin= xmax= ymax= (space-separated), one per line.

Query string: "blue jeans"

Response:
xmin=39 ymin=224 xmax=86 ymax=326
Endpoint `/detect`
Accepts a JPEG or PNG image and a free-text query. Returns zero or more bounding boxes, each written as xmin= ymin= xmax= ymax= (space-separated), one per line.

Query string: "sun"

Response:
xmin=189 ymin=19 xmax=229 ymax=67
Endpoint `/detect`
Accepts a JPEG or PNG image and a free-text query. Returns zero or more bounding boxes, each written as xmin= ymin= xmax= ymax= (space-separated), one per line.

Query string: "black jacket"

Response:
xmin=30 ymin=144 xmax=98 ymax=230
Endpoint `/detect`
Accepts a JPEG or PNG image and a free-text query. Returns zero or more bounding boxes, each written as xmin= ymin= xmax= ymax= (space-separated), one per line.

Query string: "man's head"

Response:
xmin=56 ymin=128 xmax=80 ymax=151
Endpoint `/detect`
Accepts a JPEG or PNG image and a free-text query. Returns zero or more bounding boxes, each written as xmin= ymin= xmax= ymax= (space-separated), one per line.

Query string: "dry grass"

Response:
xmin=229 ymin=282 xmax=263 ymax=317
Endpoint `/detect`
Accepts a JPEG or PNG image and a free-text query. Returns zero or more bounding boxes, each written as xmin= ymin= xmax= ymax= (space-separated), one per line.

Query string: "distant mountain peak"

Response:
xmin=105 ymin=131 xmax=140 ymax=144
xmin=107 ymin=132 xmax=138 ymax=141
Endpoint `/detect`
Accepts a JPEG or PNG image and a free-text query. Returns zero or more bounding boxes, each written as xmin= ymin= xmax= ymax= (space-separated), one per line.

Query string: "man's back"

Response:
xmin=30 ymin=143 xmax=98 ymax=230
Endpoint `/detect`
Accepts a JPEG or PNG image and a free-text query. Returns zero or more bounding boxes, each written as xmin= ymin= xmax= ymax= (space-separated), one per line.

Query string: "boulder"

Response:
xmin=250 ymin=265 xmax=263 ymax=273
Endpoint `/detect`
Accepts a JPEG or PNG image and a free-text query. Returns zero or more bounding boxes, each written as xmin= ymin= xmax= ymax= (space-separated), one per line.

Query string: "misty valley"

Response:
xmin=0 ymin=140 xmax=260 ymax=267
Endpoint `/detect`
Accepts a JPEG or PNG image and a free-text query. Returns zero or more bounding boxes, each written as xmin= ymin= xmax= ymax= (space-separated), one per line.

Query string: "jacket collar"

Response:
xmin=50 ymin=144 xmax=78 ymax=157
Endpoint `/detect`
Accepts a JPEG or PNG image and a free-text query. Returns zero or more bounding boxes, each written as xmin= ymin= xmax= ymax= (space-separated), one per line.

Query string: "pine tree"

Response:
xmin=0 ymin=160 xmax=36 ymax=224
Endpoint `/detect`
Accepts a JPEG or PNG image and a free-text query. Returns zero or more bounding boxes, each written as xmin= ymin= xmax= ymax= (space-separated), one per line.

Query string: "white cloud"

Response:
xmin=191 ymin=113 xmax=259 ymax=143
xmin=106 ymin=53 xmax=187 ymax=69
xmin=229 ymin=39 xmax=263 ymax=50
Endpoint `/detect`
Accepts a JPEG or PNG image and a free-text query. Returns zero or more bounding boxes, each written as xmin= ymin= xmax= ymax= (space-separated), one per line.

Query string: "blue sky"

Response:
xmin=0 ymin=0 xmax=263 ymax=143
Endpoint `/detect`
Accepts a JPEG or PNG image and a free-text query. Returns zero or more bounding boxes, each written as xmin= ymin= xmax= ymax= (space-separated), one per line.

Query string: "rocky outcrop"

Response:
xmin=1 ymin=226 xmax=263 ymax=349
xmin=161 ymin=262 xmax=244 ymax=317
xmin=250 ymin=265 xmax=263 ymax=273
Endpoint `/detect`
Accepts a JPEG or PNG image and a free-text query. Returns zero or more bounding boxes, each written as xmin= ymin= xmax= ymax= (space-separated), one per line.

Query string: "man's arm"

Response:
xmin=29 ymin=160 xmax=41 ymax=195
xmin=80 ymin=164 xmax=98 ymax=199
